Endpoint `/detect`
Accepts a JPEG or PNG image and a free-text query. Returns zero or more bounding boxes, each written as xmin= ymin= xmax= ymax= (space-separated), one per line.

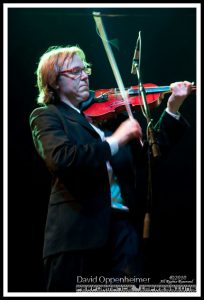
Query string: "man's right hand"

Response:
xmin=109 ymin=118 xmax=142 ymax=147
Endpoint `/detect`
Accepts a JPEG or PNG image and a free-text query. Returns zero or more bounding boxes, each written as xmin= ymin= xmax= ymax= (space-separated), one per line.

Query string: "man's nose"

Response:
xmin=80 ymin=70 xmax=89 ymax=80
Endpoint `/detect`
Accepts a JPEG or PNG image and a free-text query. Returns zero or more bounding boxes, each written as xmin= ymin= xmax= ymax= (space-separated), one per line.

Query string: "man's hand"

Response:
xmin=167 ymin=81 xmax=193 ymax=114
xmin=109 ymin=118 xmax=142 ymax=147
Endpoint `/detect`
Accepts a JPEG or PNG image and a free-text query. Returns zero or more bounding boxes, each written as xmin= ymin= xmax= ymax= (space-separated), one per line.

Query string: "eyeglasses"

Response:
xmin=59 ymin=66 xmax=92 ymax=79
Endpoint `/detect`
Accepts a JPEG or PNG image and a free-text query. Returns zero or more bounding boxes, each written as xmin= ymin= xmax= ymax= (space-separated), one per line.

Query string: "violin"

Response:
xmin=83 ymin=83 xmax=196 ymax=123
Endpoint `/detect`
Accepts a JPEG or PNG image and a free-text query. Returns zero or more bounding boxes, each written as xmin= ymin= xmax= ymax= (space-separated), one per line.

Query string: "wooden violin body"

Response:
xmin=83 ymin=83 xmax=196 ymax=122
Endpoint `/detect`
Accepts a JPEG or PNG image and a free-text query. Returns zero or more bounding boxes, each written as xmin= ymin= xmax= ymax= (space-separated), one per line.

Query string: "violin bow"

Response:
xmin=93 ymin=12 xmax=135 ymax=121
xmin=93 ymin=12 xmax=144 ymax=146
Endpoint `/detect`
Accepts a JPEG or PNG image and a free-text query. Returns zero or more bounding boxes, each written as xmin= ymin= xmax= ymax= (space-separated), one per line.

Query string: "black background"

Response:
xmin=7 ymin=7 xmax=197 ymax=292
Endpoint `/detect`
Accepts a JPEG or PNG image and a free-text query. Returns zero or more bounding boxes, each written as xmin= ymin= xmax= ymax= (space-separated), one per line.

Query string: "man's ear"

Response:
xmin=51 ymin=83 xmax=59 ymax=90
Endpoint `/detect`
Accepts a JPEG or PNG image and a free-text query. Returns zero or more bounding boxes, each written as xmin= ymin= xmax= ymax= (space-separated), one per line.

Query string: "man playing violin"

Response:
xmin=29 ymin=45 xmax=193 ymax=292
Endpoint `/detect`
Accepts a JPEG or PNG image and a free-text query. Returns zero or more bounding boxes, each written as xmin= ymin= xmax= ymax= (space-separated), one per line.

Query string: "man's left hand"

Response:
xmin=167 ymin=81 xmax=193 ymax=113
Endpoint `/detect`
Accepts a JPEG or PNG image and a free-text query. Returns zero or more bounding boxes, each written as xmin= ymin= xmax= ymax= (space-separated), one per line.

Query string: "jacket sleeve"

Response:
xmin=29 ymin=106 xmax=112 ymax=175
xmin=153 ymin=110 xmax=190 ymax=153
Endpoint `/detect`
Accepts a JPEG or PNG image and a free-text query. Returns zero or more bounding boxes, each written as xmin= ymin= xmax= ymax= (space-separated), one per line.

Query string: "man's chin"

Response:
xmin=81 ymin=91 xmax=90 ymax=101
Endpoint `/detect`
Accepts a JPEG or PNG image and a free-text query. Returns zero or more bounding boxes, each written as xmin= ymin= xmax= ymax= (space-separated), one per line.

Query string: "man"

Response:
xmin=30 ymin=45 xmax=192 ymax=291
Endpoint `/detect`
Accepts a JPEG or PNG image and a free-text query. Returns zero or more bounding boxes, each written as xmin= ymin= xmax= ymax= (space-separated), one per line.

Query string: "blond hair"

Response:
xmin=36 ymin=45 xmax=90 ymax=105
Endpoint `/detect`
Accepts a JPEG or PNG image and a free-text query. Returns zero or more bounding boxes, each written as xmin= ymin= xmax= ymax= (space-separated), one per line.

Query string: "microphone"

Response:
xmin=131 ymin=32 xmax=141 ymax=75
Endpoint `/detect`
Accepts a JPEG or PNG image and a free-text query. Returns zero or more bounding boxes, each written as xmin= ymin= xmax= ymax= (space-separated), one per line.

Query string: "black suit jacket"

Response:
xmin=30 ymin=101 xmax=189 ymax=258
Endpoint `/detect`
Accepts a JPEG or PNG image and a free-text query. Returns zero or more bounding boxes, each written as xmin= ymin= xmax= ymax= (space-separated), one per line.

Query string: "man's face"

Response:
xmin=57 ymin=54 xmax=90 ymax=107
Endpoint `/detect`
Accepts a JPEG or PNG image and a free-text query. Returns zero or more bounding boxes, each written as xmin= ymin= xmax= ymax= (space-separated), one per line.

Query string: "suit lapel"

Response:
xmin=54 ymin=101 xmax=101 ymax=139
